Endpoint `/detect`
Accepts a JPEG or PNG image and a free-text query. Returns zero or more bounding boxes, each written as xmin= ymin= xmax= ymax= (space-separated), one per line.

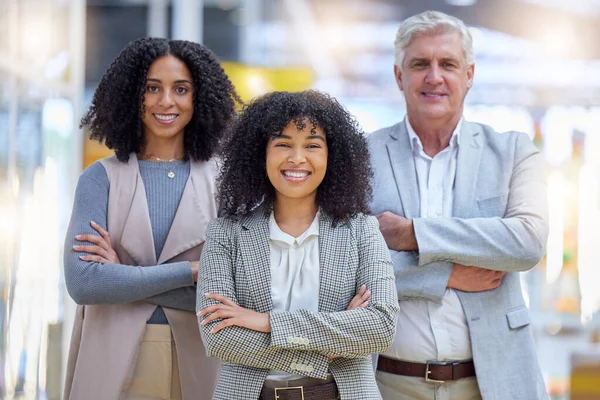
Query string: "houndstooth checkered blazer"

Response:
xmin=197 ymin=209 xmax=399 ymax=400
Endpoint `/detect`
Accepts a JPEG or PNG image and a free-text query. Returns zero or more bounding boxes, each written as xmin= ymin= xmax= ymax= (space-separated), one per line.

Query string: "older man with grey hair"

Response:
xmin=368 ymin=10 xmax=549 ymax=400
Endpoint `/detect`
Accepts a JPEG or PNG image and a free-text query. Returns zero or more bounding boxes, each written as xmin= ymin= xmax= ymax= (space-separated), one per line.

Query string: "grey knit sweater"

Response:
xmin=64 ymin=159 xmax=197 ymax=324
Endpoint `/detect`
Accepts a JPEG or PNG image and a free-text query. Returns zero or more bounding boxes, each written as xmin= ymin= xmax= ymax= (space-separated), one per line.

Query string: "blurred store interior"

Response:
xmin=2 ymin=0 xmax=600 ymax=398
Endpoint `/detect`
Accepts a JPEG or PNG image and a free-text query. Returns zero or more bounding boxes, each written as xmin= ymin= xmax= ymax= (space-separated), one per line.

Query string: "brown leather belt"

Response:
xmin=260 ymin=382 xmax=339 ymax=400
xmin=377 ymin=355 xmax=476 ymax=383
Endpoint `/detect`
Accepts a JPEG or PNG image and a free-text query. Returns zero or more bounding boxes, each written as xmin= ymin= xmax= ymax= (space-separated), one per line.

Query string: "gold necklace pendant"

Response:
xmin=155 ymin=162 xmax=175 ymax=178
xmin=142 ymin=153 xmax=183 ymax=179
xmin=153 ymin=157 xmax=176 ymax=178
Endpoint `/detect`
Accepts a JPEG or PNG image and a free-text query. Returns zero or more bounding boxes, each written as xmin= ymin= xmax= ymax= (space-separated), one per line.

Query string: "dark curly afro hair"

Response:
xmin=81 ymin=37 xmax=240 ymax=162
xmin=218 ymin=90 xmax=372 ymax=225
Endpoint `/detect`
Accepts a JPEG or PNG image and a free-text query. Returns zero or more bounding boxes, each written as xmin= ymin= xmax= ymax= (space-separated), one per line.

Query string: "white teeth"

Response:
xmin=154 ymin=114 xmax=177 ymax=121
xmin=423 ymin=93 xmax=444 ymax=97
xmin=283 ymin=171 xmax=309 ymax=178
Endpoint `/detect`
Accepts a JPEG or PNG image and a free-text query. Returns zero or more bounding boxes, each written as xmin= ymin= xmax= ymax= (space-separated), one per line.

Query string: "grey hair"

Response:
xmin=394 ymin=10 xmax=474 ymax=67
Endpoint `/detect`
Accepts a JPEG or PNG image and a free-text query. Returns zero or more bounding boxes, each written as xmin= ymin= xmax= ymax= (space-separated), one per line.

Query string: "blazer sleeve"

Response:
xmin=389 ymin=250 xmax=453 ymax=303
xmin=197 ymin=218 xmax=330 ymax=379
xmin=413 ymin=133 xmax=549 ymax=272
xmin=269 ymin=215 xmax=399 ymax=358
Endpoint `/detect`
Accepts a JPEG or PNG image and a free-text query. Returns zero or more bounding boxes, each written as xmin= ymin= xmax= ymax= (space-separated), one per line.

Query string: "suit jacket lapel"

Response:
xmin=120 ymin=156 xmax=157 ymax=266
xmin=239 ymin=210 xmax=273 ymax=313
xmin=453 ymin=123 xmax=484 ymax=218
xmin=385 ymin=120 xmax=420 ymax=219
xmin=158 ymin=162 xmax=212 ymax=264
xmin=318 ymin=213 xmax=350 ymax=312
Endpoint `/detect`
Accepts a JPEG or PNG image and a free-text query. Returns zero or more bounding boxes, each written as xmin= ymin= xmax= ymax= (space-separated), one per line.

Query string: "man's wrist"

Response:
xmin=396 ymin=219 xmax=418 ymax=251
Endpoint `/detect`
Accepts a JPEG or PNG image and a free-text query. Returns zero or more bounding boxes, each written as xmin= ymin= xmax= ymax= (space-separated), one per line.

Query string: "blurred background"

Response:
xmin=1 ymin=0 xmax=600 ymax=398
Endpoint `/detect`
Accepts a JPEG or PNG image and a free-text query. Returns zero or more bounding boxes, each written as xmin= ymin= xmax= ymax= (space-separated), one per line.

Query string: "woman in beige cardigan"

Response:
xmin=64 ymin=38 xmax=239 ymax=400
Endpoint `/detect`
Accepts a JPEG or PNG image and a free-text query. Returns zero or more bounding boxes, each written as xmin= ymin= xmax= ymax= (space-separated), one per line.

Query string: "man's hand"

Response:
xmin=198 ymin=293 xmax=271 ymax=333
xmin=376 ymin=211 xmax=418 ymax=251
xmin=447 ymin=264 xmax=506 ymax=292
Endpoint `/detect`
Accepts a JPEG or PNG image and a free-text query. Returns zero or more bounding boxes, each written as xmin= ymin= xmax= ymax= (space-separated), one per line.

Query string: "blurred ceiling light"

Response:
xmin=42 ymin=98 xmax=74 ymax=139
xmin=246 ymin=73 xmax=271 ymax=97
xmin=323 ymin=24 xmax=347 ymax=53
xmin=44 ymin=51 xmax=69 ymax=80
xmin=538 ymin=23 xmax=578 ymax=59
xmin=20 ymin=16 xmax=53 ymax=63
xmin=445 ymin=0 xmax=478 ymax=5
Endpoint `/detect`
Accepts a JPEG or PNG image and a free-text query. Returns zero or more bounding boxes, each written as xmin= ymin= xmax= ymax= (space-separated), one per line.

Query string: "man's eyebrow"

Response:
xmin=408 ymin=57 xmax=429 ymax=63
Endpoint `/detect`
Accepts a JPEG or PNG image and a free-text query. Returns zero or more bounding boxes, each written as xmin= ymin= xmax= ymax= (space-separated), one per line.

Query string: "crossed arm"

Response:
xmin=376 ymin=135 xmax=548 ymax=302
xmin=64 ymin=166 xmax=197 ymax=310
xmin=196 ymin=216 xmax=399 ymax=378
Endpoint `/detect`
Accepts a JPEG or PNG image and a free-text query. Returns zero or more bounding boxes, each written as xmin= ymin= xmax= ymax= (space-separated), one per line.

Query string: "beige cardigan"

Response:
xmin=64 ymin=153 xmax=220 ymax=400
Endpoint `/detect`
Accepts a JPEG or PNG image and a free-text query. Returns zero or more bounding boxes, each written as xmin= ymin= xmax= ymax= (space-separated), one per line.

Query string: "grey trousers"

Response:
xmin=376 ymin=370 xmax=482 ymax=400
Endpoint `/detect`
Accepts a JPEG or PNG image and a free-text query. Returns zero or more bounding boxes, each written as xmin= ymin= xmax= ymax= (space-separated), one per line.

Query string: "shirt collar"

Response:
xmin=269 ymin=211 xmax=320 ymax=247
xmin=405 ymin=116 xmax=463 ymax=153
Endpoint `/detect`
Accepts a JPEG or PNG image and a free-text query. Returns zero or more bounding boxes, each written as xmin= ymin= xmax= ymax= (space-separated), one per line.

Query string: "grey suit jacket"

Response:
xmin=197 ymin=210 xmax=399 ymax=400
xmin=368 ymin=119 xmax=549 ymax=400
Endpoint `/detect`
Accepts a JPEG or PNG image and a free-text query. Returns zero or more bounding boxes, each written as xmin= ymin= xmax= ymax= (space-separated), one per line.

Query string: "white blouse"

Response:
xmin=267 ymin=211 xmax=320 ymax=381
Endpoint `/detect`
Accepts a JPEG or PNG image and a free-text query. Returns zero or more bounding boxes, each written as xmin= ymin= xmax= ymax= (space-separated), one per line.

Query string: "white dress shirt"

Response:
xmin=382 ymin=117 xmax=473 ymax=363
xmin=267 ymin=212 xmax=321 ymax=380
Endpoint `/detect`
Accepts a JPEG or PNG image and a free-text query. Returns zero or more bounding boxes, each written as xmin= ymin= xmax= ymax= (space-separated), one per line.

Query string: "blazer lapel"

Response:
xmin=239 ymin=210 xmax=273 ymax=313
xmin=318 ymin=213 xmax=350 ymax=312
xmin=453 ymin=123 xmax=484 ymax=218
xmin=120 ymin=156 xmax=157 ymax=266
xmin=385 ymin=120 xmax=420 ymax=219
xmin=157 ymin=161 xmax=213 ymax=264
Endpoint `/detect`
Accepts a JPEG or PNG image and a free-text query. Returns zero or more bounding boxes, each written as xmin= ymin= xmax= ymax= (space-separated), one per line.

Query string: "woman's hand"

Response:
xmin=347 ymin=284 xmax=371 ymax=310
xmin=73 ymin=221 xmax=121 ymax=264
xmin=198 ymin=293 xmax=271 ymax=334
xmin=190 ymin=261 xmax=199 ymax=282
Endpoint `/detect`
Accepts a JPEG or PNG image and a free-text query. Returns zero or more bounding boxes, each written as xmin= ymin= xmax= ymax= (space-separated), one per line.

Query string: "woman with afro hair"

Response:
xmin=197 ymin=90 xmax=399 ymax=400
xmin=63 ymin=38 xmax=239 ymax=400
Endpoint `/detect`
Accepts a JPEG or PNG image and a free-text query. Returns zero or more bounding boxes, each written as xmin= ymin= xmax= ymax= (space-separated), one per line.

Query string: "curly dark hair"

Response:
xmin=81 ymin=37 xmax=240 ymax=162
xmin=218 ymin=90 xmax=372 ymax=225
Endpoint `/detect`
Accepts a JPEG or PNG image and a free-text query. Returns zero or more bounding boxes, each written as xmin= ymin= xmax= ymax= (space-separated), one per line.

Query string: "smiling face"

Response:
xmin=141 ymin=55 xmax=194 ymax=144
xmin=395 ymin=31 xmax=474 ymax=127
xmin=266 ymin=120 xmax=328 ymax=205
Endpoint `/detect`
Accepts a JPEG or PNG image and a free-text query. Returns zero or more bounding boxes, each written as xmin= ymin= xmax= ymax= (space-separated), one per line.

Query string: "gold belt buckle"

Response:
xmin=274 ymin=386 xmax=304 ymax=400
xmin=425 ymin=361 xmax=446 ymax=384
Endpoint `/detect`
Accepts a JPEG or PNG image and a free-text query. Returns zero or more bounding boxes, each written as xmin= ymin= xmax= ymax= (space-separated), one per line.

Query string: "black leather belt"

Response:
xmin=377 ymin=355 xmax=476 ymax=383
xmin=260 ymin=381 xmax=339 ymax=400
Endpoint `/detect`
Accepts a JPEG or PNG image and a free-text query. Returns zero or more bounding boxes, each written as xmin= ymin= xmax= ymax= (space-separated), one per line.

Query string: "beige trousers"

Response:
xmin=124 ymin=324 xmax=182 ymax=400
xmin=376 ymin=370 xmax=482 ymax=400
